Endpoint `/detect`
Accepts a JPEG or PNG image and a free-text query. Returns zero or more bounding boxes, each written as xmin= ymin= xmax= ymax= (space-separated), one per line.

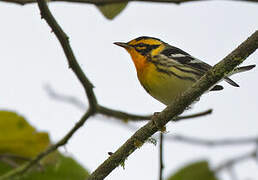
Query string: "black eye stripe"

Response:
xmin=133 ymin=43 xmax=160 ymax=48
xmin=133 ymin=44 xmax=161 ymax=55
xmin=133 ymin=43 xmax=147 ymax=48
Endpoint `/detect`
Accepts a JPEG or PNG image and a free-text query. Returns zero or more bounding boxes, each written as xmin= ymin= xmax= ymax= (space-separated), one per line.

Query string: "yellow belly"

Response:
xmin=138 ymin=63 xmax=195 ymax=105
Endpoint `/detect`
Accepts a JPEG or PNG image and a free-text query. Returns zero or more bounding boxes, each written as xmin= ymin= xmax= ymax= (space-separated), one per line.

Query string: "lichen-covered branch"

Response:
xmin=0 ymin=0 xmax=256 ymax=178
xmin=0 ymin=0 xmax=216 ymax=178
xmin=1 ymin=0 xmax=258 ymax=5
xmin=87 ymin=31 xmax=258 ymax=180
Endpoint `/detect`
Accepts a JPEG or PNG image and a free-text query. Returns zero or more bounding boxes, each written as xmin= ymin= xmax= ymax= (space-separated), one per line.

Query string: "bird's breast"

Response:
xmin=137 ymin=63 xmax=194 ymax=105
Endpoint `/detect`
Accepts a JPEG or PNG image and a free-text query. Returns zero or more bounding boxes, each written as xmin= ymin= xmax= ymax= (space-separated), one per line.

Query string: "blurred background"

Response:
xmin=0 ymin=1 xmax=258 ymax=179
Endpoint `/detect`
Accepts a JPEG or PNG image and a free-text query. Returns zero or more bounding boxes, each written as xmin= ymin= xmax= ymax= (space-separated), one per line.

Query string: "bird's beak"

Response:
xmin=114 ymin=42 xmax=131 ymax=49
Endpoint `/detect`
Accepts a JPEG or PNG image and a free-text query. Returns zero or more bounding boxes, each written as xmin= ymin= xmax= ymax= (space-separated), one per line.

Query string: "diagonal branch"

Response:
xmin=38 ymin=0 xmax=97 ymax=110
xmin=0 ymin=0 xmax=98 ymax=179
xmin=0 ymin=0 xmax=256 ymax=179
xmin=1 ymin=0 xmax=258 ymax=6
xmin=0 ymin=0 xmax=216 ymax=176
xmin=87 ymin=31 xmax=258 ymax=180
xmin=166 ymin=135 xmax=258 ymax=146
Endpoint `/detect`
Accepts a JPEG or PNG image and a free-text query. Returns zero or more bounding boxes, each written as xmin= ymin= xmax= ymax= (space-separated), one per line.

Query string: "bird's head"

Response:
xmin=114 ymin=36 xmax=165 ymax=71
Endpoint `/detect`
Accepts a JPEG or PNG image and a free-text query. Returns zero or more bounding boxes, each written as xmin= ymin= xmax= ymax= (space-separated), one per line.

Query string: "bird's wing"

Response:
xmin=155 ymin=45 xmax=240 ymax=87
xmin=159 ymin=45 xmax=211 ymax=72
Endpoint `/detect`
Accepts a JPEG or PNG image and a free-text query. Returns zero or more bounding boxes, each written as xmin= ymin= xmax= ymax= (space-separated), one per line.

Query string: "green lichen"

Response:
xmin=146 ymin=137 xmax=157 ymax=146
xmin=133 ymin=139 xmax=143 ymax=148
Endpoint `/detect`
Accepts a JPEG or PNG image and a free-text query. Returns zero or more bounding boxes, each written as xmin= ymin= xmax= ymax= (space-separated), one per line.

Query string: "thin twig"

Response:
xmin=166 ymin=135 xmax=258 ymax=146
xmin=38 ymin=0 xmax=97 ymax=110
xmin=44 ymin=84 xmax=151 ymax=120
xmin=0 ymin=154 xmax=31 ymax=162
xmin=0 ymin=1 xmax=256 ymax=179
xmin=0 ymin=0 xmax=215 ymax=178
xmin=44 ymin=84 xmax=212 ymax=122
xmin=44 ymin=84 xmax=86 ymax=110
xmin=87 ymin=31 xmax=258 ymax=180
xmin=0 ymin=158 xmax=20 ymax=169
xmin=159 ymin=133 xmax=164 ymax=180
xmin=0 ymin=0 xmax=98 ymax=177
xmin=1 ymin=0 xmax=258 ymax=6
xmin=173 ymin=109 xmax=212 ymax=121
xmin=97 ymin=105 xmax=151 ymax=121
xmin=214 ymin=149 xmax=257 ymax=172
xmin=0 ymin=110 xmax=92 ymax=180
xmin=0 ymin=154 xmax=31 ymax=169
xmin=0 ymin=154 xmax=43 ymax=171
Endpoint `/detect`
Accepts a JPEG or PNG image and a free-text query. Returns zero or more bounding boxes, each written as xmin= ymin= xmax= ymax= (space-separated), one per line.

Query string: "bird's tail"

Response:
xmin=224 ymin=65 xmax=256 ymax=87
xmin=232 ymin=65 xmax=256 ymax=75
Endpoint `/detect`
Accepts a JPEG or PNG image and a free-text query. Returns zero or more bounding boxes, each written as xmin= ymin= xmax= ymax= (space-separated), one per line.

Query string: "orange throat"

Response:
xmin=127 ymin=49 xmax=148 ymax=76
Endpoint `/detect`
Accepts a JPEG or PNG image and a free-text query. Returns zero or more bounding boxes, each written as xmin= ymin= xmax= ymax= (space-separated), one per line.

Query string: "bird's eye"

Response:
xmin=134 ymin=43 xmax=147 ymax=50
xmin=136 ymin=43 xmax=146 ymax=47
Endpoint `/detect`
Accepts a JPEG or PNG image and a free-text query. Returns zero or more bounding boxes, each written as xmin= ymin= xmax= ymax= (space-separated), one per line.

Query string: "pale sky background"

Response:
xmin=0 ymin=1 xmax=258 ymax=180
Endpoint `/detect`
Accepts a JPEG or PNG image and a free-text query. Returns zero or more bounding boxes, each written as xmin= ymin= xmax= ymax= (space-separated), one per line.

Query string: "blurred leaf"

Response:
xmin=97 ymin=2 xmax=128 ymax=20
xmin=0 ymin=111 xmax=50 ymax=158
xmin=0 ymin=153 xmax=89 ymax=180
xmin=0 ymin=111 xmax=89 ymax=179
xmin=0 ymin=161 xmax=12 ymax=175
xmin=167 ymin=160 xmax=219 ymax=180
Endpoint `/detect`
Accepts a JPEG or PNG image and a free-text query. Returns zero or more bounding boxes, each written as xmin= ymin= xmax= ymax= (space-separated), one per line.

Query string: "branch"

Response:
xmin=1 ymin=0 xmax=258 ymax=6
xmin=44 ymin=84 xmax=86 ymax=111
xmin=38 ymin=0 xmax=97 ymax=110
xmin=97 ymin=105 xmax=151 ymax=121
xmin=214 ymin=149 xmax=257 ymax=172
xmin=166 ymin=135 xmax=258 ymax=146
xmin=159 ymin=133 xmax=164 ymax=180
xmin=0 ymin=154 xmax=31 ymax=169
xmin=0 ymin=154 xmax=31 ymax=162
xmin=44 ymin=84 xmax=152 ymax=120
xmin=0 ymin=0 xmax=255 ymax=178
xmin=0 ymin=0 xmax=98 ymax=178
xmin=87 ymin=31 xmax=258 ymax=180
xmin=0 ymin=0 xmax=214 ymax=176
xmin=0 ymin=154 xmax=44 ymax=171
xmin=173 ymin=109 xmax=212 ymax=121
xmin=45 ymin=84 xmax=212 ymax=122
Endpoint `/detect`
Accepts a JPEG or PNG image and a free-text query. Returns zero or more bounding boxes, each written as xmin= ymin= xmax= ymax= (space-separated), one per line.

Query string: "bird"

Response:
xmin=114 ymin=36 xmax=255 ymax=105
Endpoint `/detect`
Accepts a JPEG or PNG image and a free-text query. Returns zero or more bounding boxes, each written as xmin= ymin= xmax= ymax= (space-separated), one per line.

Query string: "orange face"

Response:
xmin=114 ymin=36 xmax=164 ymax=73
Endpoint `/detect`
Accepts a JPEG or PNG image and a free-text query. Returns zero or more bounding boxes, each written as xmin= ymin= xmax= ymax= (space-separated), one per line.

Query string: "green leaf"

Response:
xmin=0 ymin=161 xmax=13 ymax=175
xmin=167 ymin=160 xmax=219 ymax=180
xmin=0 ymin=153 xmax=89 ymax=180
xmin=0 ymin=111 xmax=50 ymax=158
xmin=0 ymin=111 xmax=89 ymax=179
xmin=97 ymin=2 xmax=128 ymax=20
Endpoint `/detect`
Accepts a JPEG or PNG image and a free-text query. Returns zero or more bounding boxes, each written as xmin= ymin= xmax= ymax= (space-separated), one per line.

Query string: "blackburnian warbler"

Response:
xmin=114 ymin=36 xmax=255 ymax=105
